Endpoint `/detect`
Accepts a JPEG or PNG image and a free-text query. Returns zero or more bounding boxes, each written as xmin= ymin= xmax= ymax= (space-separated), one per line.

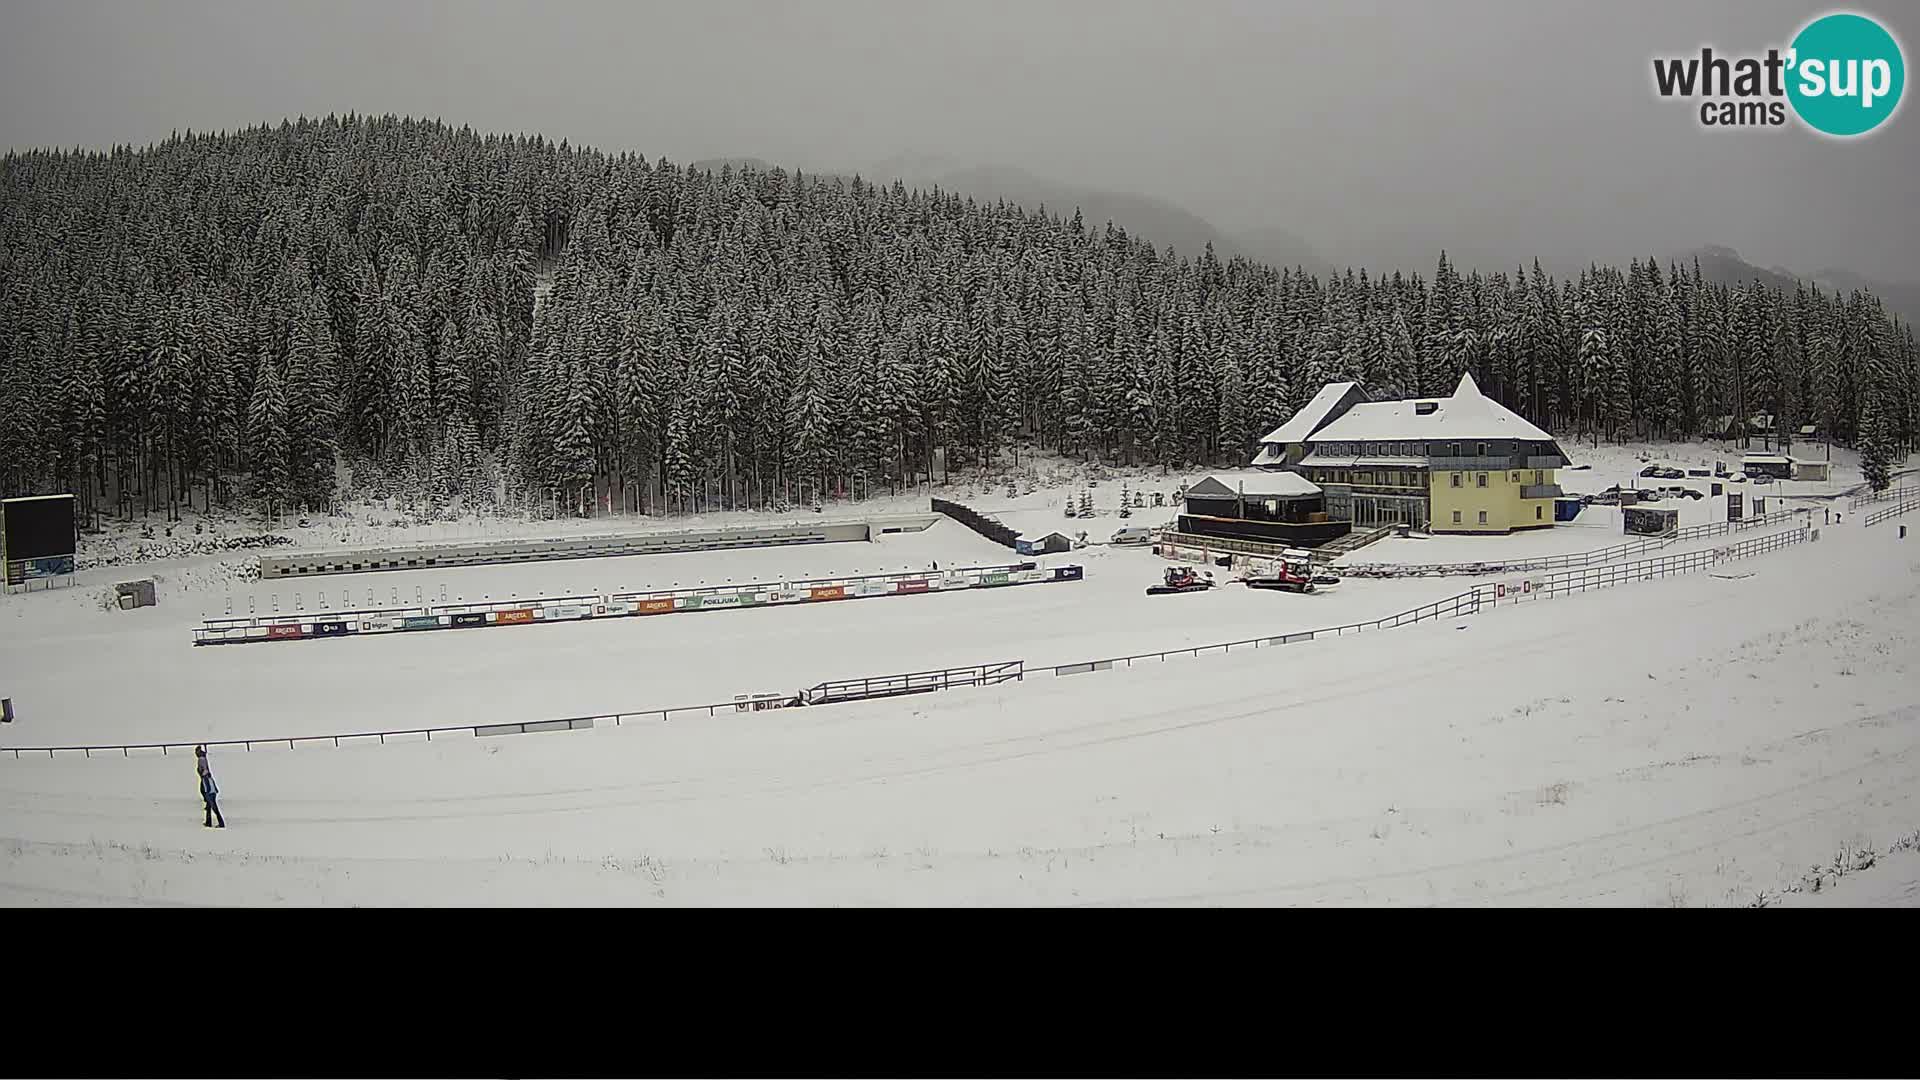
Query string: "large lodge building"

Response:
xmin=1178 ymin=372 xmax=1571 ymax=547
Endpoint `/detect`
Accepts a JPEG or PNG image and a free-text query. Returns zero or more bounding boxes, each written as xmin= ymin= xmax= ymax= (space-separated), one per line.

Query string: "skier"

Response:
xmin=195 ymin=745 xmax=226 ymax=829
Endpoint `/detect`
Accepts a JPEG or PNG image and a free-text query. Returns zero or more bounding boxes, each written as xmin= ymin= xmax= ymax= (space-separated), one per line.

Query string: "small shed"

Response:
xmin=1623 ymin=505 xmax=1679 ymax=537
xmin=1742 ymin=454 xmax=1793 ymax=480
xmin=1791 ymin=459 xmax=1831 ymax=482
xmin=115 ymin=579 xmax=157 ymax=609
xmin=1015 ymin=531 xmax=1074 ymax=555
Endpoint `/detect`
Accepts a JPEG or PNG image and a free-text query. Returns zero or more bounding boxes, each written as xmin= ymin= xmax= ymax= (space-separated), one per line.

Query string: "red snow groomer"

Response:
xmin=1147 ymin=565 xmax=1216 ymax=595
xmin=1244 ymin=549 xmax=1327 ymax=593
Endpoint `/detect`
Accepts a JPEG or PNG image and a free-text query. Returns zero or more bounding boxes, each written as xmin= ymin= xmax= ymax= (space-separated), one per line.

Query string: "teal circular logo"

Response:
xmin=1787 ymin=12 xmax=1905 ymax=136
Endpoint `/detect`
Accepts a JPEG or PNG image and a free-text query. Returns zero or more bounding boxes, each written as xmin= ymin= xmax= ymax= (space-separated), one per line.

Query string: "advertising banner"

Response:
xmin=496 ymin=608 xmax=535 ymax=624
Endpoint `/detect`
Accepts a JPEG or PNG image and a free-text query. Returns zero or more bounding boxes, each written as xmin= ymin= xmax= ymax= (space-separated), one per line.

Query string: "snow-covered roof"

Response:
xmin=1187 ymin=471 xmax=1323 ymax=499
xmin=1260 ymin=382 xmax=1361 ymax=445
xmin=1297 ymin=454 xmax=1358 ymax=468
xmin=1017 ymin=531 xmax=1071 ymax=542
xmin=1742 ymin=454 xmax=1792 ymax=464
xmin=1306 ymin=372 xmax=1554 ymax=444
xmin=1249 ymin=444 xmax=1287 ymax=466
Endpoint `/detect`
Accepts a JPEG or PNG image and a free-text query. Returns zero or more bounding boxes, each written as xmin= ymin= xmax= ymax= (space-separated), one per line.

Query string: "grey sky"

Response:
xmin=4 ymin=0 xmax=1915 ymax=282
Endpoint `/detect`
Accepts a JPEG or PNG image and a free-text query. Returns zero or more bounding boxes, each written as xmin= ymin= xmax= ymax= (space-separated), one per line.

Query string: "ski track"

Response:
xmin=1 ymin=500 xmax=1916 ymax=906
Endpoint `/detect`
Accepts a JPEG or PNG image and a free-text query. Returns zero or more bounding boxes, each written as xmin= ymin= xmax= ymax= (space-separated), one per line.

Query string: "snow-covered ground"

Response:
xmin=5 ymin=440 xmax=1915 ymax=906
xmin=0 ymin=519 xmax=1471 ymax=746
xmin=1 ymin=508 xmax=1914 ymax=906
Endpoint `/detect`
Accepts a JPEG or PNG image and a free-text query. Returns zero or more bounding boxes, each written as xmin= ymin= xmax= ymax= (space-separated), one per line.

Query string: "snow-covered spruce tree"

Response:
xmin=3 ymin=116 xmax=1914 ymax=514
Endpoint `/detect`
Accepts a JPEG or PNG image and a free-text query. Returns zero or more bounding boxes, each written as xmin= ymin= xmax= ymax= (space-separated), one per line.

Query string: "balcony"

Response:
xmin=1526 ymin=455 xmax=1567 ymax=470
xmin=1520 ymin=483 xmax=1564 ymax=500
xmin=1429 ymin=456 xmax=1514 ymax=471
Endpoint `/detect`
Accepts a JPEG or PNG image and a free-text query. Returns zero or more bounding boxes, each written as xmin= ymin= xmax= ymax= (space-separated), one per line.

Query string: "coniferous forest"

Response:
xmin=3 ymin=115 xmax=1916 ymax=526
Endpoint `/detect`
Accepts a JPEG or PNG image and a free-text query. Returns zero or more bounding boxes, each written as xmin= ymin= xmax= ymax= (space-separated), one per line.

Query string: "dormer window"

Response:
xmin=1414 ymin=401 xmax=1438 ymax=415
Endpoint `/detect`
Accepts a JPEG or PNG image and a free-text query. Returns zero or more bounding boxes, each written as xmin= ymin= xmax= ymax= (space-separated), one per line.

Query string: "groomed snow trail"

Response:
xmin=1 ymin=517 xmax=1914 ymax=905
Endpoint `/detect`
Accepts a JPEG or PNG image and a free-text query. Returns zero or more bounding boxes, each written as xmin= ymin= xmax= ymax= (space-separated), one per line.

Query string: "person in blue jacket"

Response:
xmin=196 ymin=745 xmax=226 ymax=828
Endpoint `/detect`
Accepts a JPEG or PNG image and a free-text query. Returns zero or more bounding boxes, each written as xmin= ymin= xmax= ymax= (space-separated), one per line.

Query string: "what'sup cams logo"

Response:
xmin=1653 ymin=11 xmax=1905 ymax=136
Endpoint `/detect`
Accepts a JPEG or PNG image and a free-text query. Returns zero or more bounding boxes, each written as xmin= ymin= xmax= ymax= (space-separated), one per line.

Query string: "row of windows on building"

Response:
xmin=1445 ymin=505 xmax=1546 ymax=525
xmin=1310 ymin=439 xmax=1546 ymax=458
xmin=1446 ymin=470 xmax=1549 ymax=489
xmin=1313 ymin=468 xmax=1550 ymax=488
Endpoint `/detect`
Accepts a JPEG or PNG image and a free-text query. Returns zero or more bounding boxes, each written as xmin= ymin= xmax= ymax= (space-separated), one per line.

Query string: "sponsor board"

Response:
xmin=450 ymin=612 xmax=487 ymax=627
xmin=496 ymin=608 xmax=535 ymax=624
xmin=979 ymin=573 xmax=1010 ymax=587
xmin=266 ymin=624 xmax=304 ymax=640
xmin=313 ymin=620 xmax=351 ymax=636
xmin=894 ymin=579 xmax=930 ymax=594
xmin=1496 ymin=578 xmax=1539 ymax=602
xmin=544 ymin=604 xmax=589 ymax=619
xmin=1053 ymin=565 xmax=1085 ymax=581
xmin=676 ymin=595 xmax=705 ymax=611
xmin=736 ymin=592 xmax=766 ymax=606
xmin=636 ymin=598 xmax=676 ymax=615
xmin=602 ymin=601 xmax=635 ymax=616
xmin=699 ymin=593 xmax=744 ymax=608
xmin=810 ymin=586 xmax=846 ymax=601
xmin=6 ymin=554 xmax=75 ymax=585
xmin=769 ymin=590 xmax=804 ymax=604
xmin=856 ymin=581 xmax=892 ymax=597
xmin=401 ymin=615 xmax=442 ymax=630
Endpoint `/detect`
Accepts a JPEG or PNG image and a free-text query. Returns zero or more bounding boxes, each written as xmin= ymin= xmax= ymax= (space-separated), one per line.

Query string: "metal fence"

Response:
xmin=6 ymin=525 xmax=1816 ymax=761
xmin=3 ymin=699 xmax=754 ymax=759
xmin=2 ymin=661 xmax=1027 ymax=760
xmin=1478 ymin=524 xmax=1810 ymax=607
xmin=1864 ymin=497 xmax=1920 ymax=527
xmin=1042 ymin=588 xmax=1486 ymax=675
xmin=1047 ymin=524 xmax=1814 ymax=676
xmin=1850 ymin=485 xmax=1917 ymax=510
xmin=1329 ymin=507 xmax=1810 ymax=580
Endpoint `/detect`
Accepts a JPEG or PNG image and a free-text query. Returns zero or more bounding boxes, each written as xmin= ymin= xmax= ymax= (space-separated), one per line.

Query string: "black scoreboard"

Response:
xmin=2 ymin=494 xmax=77 ymax=586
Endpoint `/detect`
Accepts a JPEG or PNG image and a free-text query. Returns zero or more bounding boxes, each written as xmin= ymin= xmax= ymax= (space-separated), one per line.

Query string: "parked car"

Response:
xmin=1752 ymin=474 xmax=1775 ymax=485
xmin=1728 ymin=472 xmax=1748 ymax=483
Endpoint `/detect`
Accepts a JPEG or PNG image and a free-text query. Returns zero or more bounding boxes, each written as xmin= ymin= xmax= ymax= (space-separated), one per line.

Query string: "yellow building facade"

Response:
xmin=1428 ymin=465 xmax=1560 ymax=533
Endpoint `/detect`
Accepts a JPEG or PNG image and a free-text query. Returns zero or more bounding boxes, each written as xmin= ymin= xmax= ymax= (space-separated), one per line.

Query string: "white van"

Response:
xmin=1110 ymin=525 xmax=1158 ymax=545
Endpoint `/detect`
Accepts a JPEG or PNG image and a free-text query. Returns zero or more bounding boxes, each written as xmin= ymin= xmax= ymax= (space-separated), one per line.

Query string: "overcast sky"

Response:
xmin=4 ymin=0 xmax=1915 ymax=282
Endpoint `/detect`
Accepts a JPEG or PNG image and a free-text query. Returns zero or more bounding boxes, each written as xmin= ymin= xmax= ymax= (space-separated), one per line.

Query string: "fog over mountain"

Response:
xmin=4 ymin=0 xmax=1915 ymax=291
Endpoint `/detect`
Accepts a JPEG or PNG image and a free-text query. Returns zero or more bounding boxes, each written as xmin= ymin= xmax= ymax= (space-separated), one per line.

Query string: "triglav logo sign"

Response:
xmin=1652 ymin=10 xmax=1905 ymax=136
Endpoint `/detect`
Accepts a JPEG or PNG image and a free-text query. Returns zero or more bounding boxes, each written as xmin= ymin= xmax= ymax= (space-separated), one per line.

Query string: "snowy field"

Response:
xmin=0 ymin=519 xmax=1467 ymax=746
xmin=1 ymin=513 xmax=1914 ymax=905
xmin=4 ymin=440 xmax=1915 ymax=906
